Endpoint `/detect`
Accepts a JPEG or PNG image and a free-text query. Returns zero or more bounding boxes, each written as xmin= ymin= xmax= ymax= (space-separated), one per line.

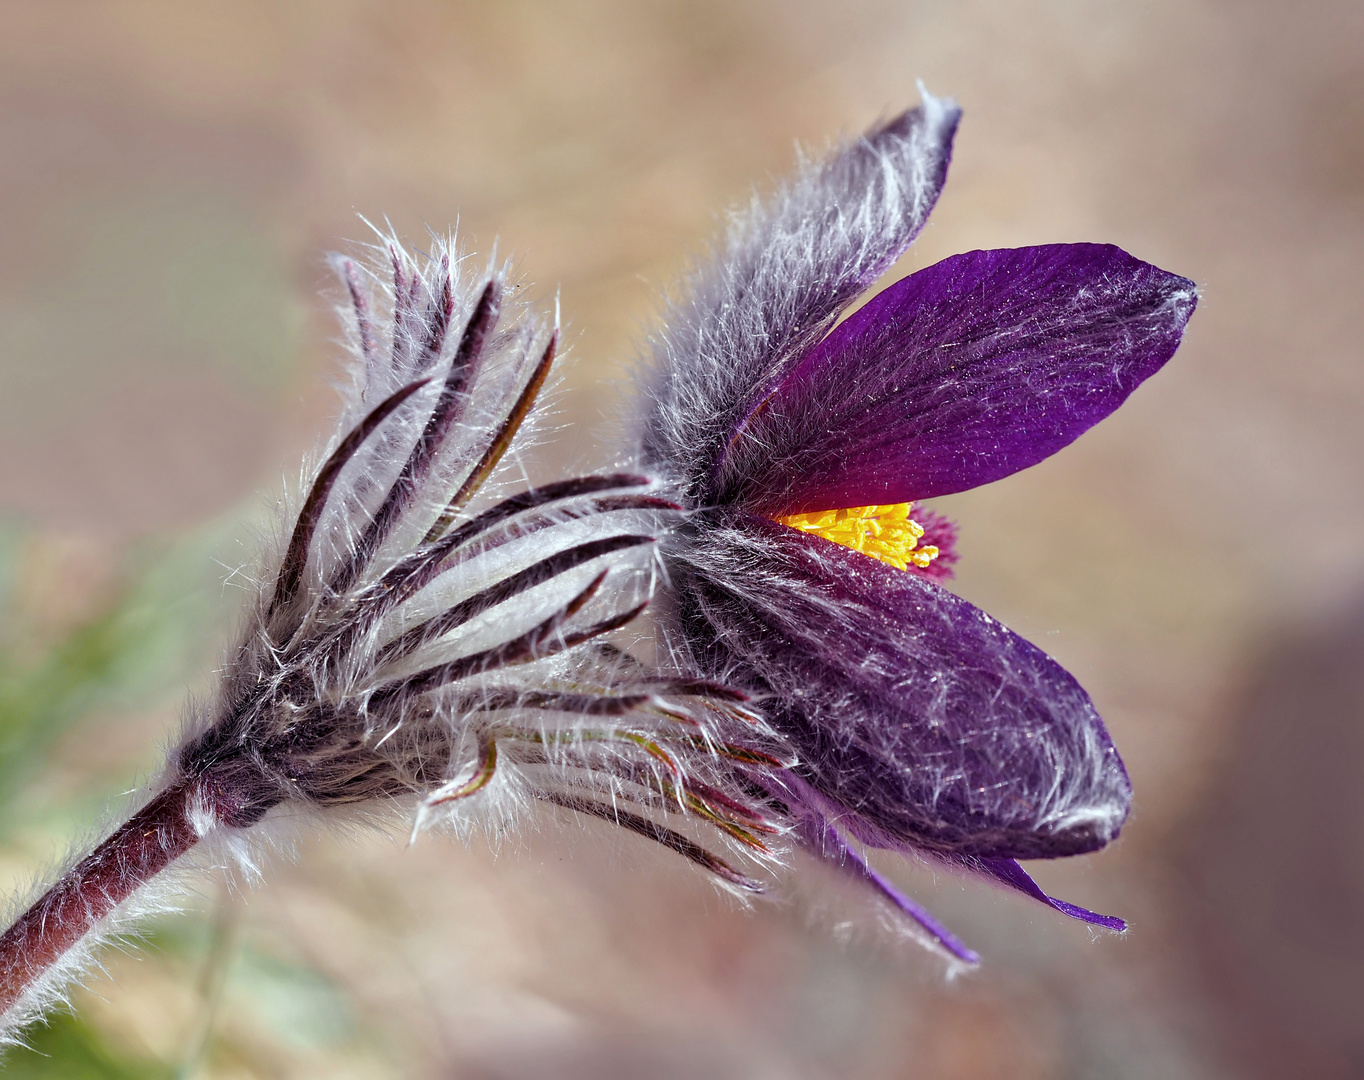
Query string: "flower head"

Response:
xmin=635 ymin=91 xmax=1197 ymax=961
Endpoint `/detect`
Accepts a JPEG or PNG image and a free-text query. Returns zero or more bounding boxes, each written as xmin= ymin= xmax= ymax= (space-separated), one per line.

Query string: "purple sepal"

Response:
xmin=972 ymin=856 xmax=1127 ymax=931
xmin=675 ymin=511 xmax=1131 ymax=860
xmin=641 ymin=92 xmax=961 ymax=509
xmin=797 ymin=805 xmax=980 ymax=964
xmin=722 ymin=244 xmax=1198 ymax=516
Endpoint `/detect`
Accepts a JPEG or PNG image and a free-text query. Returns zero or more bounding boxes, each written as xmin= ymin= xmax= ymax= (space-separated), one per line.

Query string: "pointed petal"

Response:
xmin=675 ymin=512 xmax=1131 ymax=860
xmin=972 ymin=857 xmax=1127 ymax=931
xmin=795 ymin=802 xmax=980 ymax=963
xmin=728 ymin=244 xmax=1197 ymax=516
xmin=641 ymin=90 xmax=961 ymax=507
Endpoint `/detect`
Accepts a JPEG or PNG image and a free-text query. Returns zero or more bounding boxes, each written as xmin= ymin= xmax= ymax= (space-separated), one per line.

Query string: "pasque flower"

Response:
xmin=0 ymin=234 xmax=789 ymax=1044
xmin=0 ymin=94 xmax=1197 ymax=1047
xmin=636 ymin=90 xmax=1198 ymax=961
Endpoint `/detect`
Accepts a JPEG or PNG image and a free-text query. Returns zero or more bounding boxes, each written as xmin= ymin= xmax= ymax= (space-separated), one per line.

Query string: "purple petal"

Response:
xmin=721 ymin=244 xmax=1197 ymax=516
xmin=971 ymin=857 xmax=1127 ymax=931
xmin=674 ymin=511 xmax=1131 ymax=860
xmin=641 ymin=90 xmax=961 ymax=508
xmin=798 ymin=809 xmax=980 ymax=964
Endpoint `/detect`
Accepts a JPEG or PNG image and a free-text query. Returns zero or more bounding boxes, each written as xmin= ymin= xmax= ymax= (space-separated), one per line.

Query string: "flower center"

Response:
xmin=776 ymin=503 xmax=940 ymax=571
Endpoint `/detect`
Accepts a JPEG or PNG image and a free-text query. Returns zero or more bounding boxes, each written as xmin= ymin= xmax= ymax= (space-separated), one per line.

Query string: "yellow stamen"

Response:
xmin=776 ymin=503 xmax=939 ymax=571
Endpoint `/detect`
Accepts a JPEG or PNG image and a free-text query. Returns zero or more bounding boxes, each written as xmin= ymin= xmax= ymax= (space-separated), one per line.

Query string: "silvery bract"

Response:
xmin=0 ymin=234 xmax=789 ymax=1043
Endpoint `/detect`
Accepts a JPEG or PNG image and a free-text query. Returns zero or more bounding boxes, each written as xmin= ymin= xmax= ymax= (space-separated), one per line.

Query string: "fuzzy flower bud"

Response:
xmin=0 ymin=232 xmax=791 ymax=1045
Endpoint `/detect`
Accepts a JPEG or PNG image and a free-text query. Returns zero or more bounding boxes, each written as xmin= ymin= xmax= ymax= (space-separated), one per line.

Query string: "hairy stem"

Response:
xmin=0 ymin=780 xmax=202 ymax=1018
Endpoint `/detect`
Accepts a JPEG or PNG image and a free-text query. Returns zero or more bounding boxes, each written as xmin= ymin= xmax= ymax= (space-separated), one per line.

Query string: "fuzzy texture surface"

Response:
xmin=721 ymin=243 xmax=1199 ymax=515
xmin=631 ymin=89 xmax=1198 ymax=954
xmin=679 ymin=512 xmax=1130 ymax=860
xmin=641 ymin=90 xmax=962 ymax=509
xmin=178 ymin=235 xmax=786 ymax=867
xmin=1 ymin=232 xmax=793 ymax=1045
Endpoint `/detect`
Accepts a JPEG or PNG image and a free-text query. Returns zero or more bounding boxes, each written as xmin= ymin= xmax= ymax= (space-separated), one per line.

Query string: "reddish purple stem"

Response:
xmin=0 ymin=782 xmax=200 ymax=1016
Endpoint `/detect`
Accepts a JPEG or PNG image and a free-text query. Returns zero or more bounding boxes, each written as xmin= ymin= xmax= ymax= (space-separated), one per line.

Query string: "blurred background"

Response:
xmin=1 ymin=1 xmax=1361 ymax=1077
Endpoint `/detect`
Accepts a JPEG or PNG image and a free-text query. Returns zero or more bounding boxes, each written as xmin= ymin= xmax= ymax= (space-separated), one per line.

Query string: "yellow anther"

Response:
xmin=777 ymin=503 xmax=940 ymax=572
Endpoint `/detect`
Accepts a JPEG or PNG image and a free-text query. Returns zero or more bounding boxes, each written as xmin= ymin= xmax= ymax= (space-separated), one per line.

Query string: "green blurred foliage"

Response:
xmin=0 ymin=520 xmax=374 ymax=1077
xmin=0 ymin=523 xmax=220 ymax=1075
xmin=0 ymin=522 xmax=228 ymax=816
xmin=2 ymin=1012 xmax=175 ymax=1080
xmin=228 ymin=947 xmax=354 ymax=1052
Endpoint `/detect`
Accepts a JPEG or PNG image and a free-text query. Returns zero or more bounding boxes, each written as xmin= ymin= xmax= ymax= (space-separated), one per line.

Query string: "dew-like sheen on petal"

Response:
xmin=724 ymin=244 xmax=1198 ymax=516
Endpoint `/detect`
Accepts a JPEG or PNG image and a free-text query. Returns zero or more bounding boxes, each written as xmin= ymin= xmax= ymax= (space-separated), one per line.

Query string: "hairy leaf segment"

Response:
xmin=0 ymin=235 xmax=789 ymax=1043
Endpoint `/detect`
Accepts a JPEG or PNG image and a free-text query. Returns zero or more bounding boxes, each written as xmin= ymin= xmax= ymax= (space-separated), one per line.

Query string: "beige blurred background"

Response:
xmin=1 ymin=1 xmax=1361 ymax=1077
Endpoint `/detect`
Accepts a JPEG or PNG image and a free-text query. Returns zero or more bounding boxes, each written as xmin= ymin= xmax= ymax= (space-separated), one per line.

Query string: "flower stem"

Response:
xmin=0 ymin=780 xmax=201 ymax=1018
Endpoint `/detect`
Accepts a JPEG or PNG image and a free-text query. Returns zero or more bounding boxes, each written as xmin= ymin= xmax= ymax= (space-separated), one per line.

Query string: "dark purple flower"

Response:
xmin=635 ymin=91 xmax=1197 ymax=961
